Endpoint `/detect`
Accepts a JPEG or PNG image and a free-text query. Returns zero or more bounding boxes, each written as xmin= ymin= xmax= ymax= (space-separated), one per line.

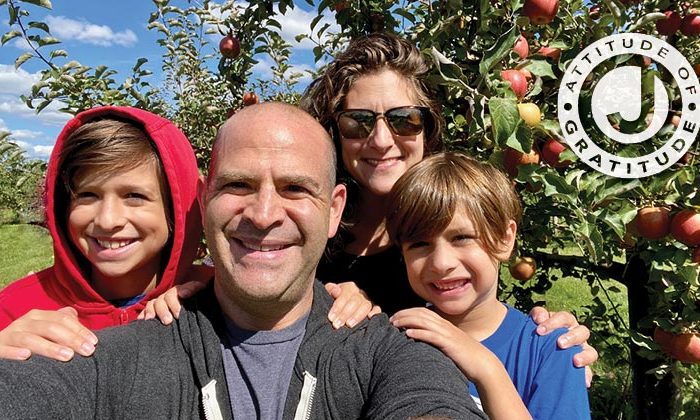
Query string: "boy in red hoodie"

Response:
xmin=0 ymin=106 xmax=210 ymax=360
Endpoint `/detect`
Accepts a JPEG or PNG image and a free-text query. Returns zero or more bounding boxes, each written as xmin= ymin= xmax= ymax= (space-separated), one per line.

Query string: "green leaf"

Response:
xmin=394 ymin=8 xmax=415 ymax=23
xmin=309 ymin=14 xmax=324 ymax=31
xmin=37 ymin=36 xmax=60 ymax=47
xmin=542 ymin=172 xmax=577 ymax=197
xmin=479 ymin=25 xmax=518 ymax=77
xmin=267 ymin=19 xmax=282 ymax=30
xmin=429 ymin=48 xmax=469 ymax=89
xmin=9 ymin=5 xmax=18 ymax=25
xmin=35 ymin=99 xmax=52 ymax=113
xmin=1 ymin=31 xmax=21 ymax=46
xmin=489 ymin=97 xmax=520 ymax=147
xmin=133 ymin=58 xmax=148 ymax=72
xmin=15 ymin=52 xmax=33 ymax=69
xmin=505 ymin=124 xmax=532 ymax=153
xmin=147 ymin=21 xmax=169 ymax=35
xmin=28 ymin=21 xmax=50 ymax=33
xmin=523 ymin=59 xmax=556 ymax=79
xmin=48 ymin=49 xmax=67 ymax=60
xmin=21 ymin=0 xmax=52 ymax=9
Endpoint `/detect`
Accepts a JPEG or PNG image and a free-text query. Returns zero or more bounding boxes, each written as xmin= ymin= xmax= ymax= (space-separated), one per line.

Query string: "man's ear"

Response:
xmin=496 ymin=219 xmax=518 ymax=261
xmin=327 ymin=184 xmax=347 ymax=238
xmin=197 ymin=174 xmax=207 ymax=224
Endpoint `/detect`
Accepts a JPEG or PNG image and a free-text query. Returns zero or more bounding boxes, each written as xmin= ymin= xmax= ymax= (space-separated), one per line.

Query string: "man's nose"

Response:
xmin=243 ymin=188 xmax=285 ymax=230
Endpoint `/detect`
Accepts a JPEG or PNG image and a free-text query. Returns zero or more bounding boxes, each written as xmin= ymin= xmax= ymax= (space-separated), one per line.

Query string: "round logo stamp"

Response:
xmin=558 ymin=33 xmax=700 ymax=178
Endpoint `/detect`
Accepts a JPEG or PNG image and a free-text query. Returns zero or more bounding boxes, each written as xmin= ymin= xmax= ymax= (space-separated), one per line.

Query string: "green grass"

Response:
xmin=0 ymin=224 xmax=53 ymax=288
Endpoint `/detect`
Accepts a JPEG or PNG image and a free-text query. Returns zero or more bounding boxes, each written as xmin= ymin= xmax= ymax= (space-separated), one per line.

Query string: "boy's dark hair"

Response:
xmin=386 ymin=152 xmax=522 ymax=258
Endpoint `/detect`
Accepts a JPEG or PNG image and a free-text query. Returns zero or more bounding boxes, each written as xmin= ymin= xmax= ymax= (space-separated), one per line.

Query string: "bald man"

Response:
xmin=0 ymin=103 xmax=486 ymax=420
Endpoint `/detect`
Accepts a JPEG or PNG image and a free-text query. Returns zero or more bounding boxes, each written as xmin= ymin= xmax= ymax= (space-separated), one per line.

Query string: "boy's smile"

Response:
xmin=402 ymin=209 xmax=514 ymax=318
xmin=67 ymin=161 xmax=170 ymax=300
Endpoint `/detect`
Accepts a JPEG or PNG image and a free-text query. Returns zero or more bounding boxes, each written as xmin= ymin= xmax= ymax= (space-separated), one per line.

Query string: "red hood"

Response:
xmin=45 ymin=106 xmax=202 ymax=309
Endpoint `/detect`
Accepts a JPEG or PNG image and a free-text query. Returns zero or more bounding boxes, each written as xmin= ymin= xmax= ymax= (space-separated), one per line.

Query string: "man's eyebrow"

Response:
xmin=282 ymin=175 xmax=322 ymax=191
xmin=210 ymin=172 xmax=253 ymax=187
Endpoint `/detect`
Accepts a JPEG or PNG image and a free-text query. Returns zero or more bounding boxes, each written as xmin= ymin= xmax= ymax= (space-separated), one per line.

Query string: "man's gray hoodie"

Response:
xmin=0 ymin=281 xmax=487 ymax=419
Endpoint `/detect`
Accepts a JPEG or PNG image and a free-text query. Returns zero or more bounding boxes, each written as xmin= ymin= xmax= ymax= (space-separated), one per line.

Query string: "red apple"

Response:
xmin=509 ymin=256 xmax=537 ymax=281
xmin=501 ymin=69 xmax=528 ymax=99
xmin=503 ymin=146 xmax=540 ymax=177
xmin=681 ymin=14 xmax=700 ymax=36
xmin=537 ymin=46 xmax=561 ymax=61
xmin=513 ymin=35 xmax=529 ymax=59
xmin=589 ymin=5 xmax=600 ymax=20
xmin=654 ymin=327 xmax=700 ymax=363
xmin=219 ymin=34 xmax=241 ymax=59
xmin=679 ymin=152 xmax=691 ymax=165
xmin=523 ymin=0 xmax=559 ymax=25
xmin=670 ymin=115 xmax=681 ymax=128
xmin=242 ymin=92 xmax=259 ymax=106
xmin=671 ymin=209 xmax=700 ymax=246
xmin=334 ymin=1 xmax=348 ymax=12
xmin=635 ymin=207 xmax=670 ymax=240
xmin=656 ymin=11 xmax=682 ymax=36
xmin=541 ymin=138 xmax=572 ymax=167
xmin=519 ymin=68 xmax=533 ymax=81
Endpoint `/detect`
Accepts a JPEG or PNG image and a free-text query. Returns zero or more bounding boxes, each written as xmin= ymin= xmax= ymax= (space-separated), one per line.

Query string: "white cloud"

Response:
xmin=275 ymin=7 xmax=338 ymax=50
xmin=45 ymin=16 xmax=138 ymax=47
xmin=32 ymin=144 xmax=53 ymax=158
xmin=251 ymin=57 xmax=313 ymax=85
xmin=11 ymin=37 xmax=32 ymax=51
xmin=0 ymin=65 xmax=41 ymax=96
xmin=10 ymin=128 xmax=43 ymax=140
xmin=12 ymin=139 xmax=29 ymax=149
xmin=0 ymin=118 xmax=54 ymax=159
xmin=0 ymin=96 xmax=71 ymax=125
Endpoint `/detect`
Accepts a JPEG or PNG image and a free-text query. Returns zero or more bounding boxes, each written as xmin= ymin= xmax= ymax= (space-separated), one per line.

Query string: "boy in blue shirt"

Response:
xmin=387 ymin=152 xmax=590 ymax=419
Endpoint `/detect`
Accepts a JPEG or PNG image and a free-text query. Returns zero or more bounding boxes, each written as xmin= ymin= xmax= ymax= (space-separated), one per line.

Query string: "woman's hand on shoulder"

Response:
xmin=325 ymin=282 xmax=381 ymax=329
xmin=0 ymin=307 xmax=97 ymax=361
xmin=530 ymin=306 xmax=598 ymax=386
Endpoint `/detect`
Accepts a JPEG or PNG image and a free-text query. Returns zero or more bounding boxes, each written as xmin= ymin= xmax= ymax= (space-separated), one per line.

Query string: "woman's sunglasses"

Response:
xmin=335 ymin=106 xmax=429 ymax=139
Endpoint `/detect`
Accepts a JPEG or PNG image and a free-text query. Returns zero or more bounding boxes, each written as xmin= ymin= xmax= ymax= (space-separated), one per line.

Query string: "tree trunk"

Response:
xmin=626 ymin=255 xmax=674 ymax=419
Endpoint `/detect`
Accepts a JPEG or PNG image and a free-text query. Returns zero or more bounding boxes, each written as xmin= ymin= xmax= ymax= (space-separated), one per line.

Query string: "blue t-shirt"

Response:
xmin=220 ymin=313 xmax=308 ymax=419
xmin=468 ymin=304 xmax=590 ymax=419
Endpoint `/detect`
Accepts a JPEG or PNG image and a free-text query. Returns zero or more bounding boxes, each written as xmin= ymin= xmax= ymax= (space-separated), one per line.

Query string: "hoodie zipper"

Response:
xmin=201 ymin=379 xmax=224 ymax=420
xmin=293 ymin=371 xmax=317 ymax=420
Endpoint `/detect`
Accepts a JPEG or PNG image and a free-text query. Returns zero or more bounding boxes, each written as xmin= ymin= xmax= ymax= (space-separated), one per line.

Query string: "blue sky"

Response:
xmin=0 ymin=1 xmax=332 ymax=159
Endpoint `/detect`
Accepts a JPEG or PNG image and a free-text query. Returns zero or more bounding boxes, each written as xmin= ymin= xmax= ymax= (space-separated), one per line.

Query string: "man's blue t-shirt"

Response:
xmin=468 ymin=304 xmax=591 ymax=419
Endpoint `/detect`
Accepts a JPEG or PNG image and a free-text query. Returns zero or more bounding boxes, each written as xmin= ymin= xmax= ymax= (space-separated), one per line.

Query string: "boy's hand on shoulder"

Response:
xmin=530 ymin=306 xmax=597 ymax=387
xmin=390 ymin=308 xmax=469 ymax=360
xmin=0 ymin=307 xmax=98 ymax=361
xmin=137 ymin=280 xmax=208 ymax=325
xmin=390 ymin=308 xmax=499 ymax=384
